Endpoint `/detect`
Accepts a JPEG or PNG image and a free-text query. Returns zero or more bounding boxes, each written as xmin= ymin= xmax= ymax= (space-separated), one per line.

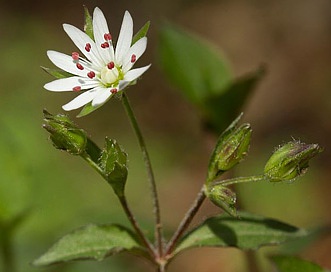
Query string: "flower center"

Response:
xmin=100 ymin=62 xmax=123 ymax=87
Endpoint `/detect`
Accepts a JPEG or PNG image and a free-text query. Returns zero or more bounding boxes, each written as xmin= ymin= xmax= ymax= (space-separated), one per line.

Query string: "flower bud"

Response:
xmin=264 ymin=141 xmax=322 ymax=182
xmin=43 ymin=110 xmax=87 ymax=155
xmin=207 ymin=120 xmax=252 ymax=182
xmin=205 ymin=184 xmax=237 ymax=217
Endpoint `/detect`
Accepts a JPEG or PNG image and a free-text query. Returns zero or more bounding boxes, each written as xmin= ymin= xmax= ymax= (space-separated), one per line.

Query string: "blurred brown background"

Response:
xmin=0 ymin=0 xmax=331 ymax=271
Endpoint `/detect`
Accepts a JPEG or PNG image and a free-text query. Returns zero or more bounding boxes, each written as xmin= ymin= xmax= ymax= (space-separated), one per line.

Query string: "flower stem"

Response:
xmin=121 ymin=93 xmax=163 ymax=257
xmin=118 ymin=196 xmax=157 ymax=257
xmin=212 ymin=175 xmax=265 ymax=187
xmin=81 ymin=154 xmax=156 ymax=257
xmin=164 ymin=186 xmax=206 ymax=256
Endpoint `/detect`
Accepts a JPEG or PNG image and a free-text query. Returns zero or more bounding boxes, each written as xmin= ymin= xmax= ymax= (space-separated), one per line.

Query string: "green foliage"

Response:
xmin=203 ymin=66 xmax=265 ymax=132
xmin=99 ymin=138 xmax=128 ymax=197
xmin=270 ymin=255 xmax=325 ymax=272
xmin=84 ymin=6 xmax=94 ymax=40
xmin=132 ymin=21 xmax=150 ymax=45
xmin=158 ymin=23 xmax=265 ymax=133
xmin=174 ymin=212 xmax=307 ymax=255
xmin=41 ymin=66 xmax=73 ymax=79
xmin=33 ymin=224 xmax=147 ymax=266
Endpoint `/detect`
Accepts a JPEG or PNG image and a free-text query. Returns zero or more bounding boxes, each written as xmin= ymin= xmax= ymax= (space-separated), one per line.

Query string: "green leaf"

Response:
xmin=132 ymin=21 xmax=150 ymax=45
xmin=158 ymin=23 xmax=232 ymax=105
xmin=203 ymin=65 xmax=265 ymax=133
xmin=99 ymin=138 xmax=128 ymax=197
xmin=174 ymin=212 xmax=307 ymax=255
xmin=41 ymin=66 xmax=73 ymax=79
xmin=270 ymin=255 xmax=325 ymax=272
xmin=33 ymin=224 xmax=147 ymax=266
xmin=77 ymin=101 xmax=102 ymax=117
xmin=84 ymin=6 xmax=94 ymax=40
xmin=85 ymin=138 xmax=102 ymax=164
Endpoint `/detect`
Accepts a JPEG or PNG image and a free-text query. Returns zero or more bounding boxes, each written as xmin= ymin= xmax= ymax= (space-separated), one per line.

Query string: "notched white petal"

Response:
xmin=62 ymin=90 xmax=97 ymax=111
xmin=93 ymin=7 xmax=114 ymax=63
xmin=123 ymin=64 xmax=151 ymax=82
xmin=115 ymin=11 xmax=133 ymax=65
xmin=63 ymin=24 xmax=104 ymax=68
xmin=44 ymin=76 xmax=98 ymax=92
xmin=92 ymin=88 xmax=112 ymax=106
xmin=47 ymin=50 xmax=87 ymax=77
xmin=122 ymin=37 xmax=148 ymax=72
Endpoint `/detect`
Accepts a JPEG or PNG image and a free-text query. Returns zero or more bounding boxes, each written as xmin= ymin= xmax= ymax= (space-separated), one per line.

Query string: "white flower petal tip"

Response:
xmin=45 ymin=7 xmax=150 ymax=113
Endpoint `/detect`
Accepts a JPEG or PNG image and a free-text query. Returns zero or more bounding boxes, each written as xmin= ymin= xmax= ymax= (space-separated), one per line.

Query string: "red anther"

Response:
xmin=85 ymin=43 xmax=91 ymax=52
xmin=72 ymin=86 xmax=81 ymax=92
xmin=101 ymin=42 xmax=109 ymax=48
xmin=76 ymin=63 xmax=84 ymax=70
xmin=104 ymin=33 xmax=112 ymax=41
xmin=110 ymin=88 xmax=118 ymax=94
xmin=107 ymin=62 xmax=115 ymax=69
xmin=71 ymin=52 xmax=80 ymax=60
xmin=131 ymin=54 xmax=136 ymax=63
xmin=87 ymin=71 xmax=95 ymax=79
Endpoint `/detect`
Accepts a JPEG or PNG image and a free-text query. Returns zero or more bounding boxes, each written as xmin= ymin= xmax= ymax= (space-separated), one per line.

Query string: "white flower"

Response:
xmin=44 ymin=7 xmax=150 ymax=113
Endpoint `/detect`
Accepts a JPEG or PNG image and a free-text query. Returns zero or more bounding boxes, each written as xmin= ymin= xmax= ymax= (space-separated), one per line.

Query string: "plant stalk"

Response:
xmin=164 ymin=186 xmax=206 ymax=256
xmin=82 ymin=154 xmax=156 ymax=257
xmin=118 ymin=196 xmax=156 ymax=257
xmin=121 ymin=93 xmax=163 ymax=257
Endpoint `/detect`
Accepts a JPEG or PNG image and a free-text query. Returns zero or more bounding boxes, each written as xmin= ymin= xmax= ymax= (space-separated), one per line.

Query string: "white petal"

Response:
xmin=123 ymin=64 xmax=151 ymax=82
xmin=47 ymin=51 xmax=88 ymax=77
xmin=62 ymin=88 xmax=100 ymax=111
xmin=93 ymin=7 xmax=115 ymax=63
xmin=91 ymin=88 xmax=112 ymax=106
xmin=115 ymin=11 xmax=133 ymax=65
xmin=122 ymin=37 xmax=147 ymax=73
xmin=44 ymin=76 xmax=98 ymax=92
xmin=63 ymin=24 xmax=104 ymax=68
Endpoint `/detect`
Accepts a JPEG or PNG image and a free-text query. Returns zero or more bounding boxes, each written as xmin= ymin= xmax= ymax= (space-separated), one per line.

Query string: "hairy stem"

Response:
xmin=82 ymin=154 xmax=156 ymax=257
xmin=1 ymin=233 xmax=15 ymax=272
xmin=121 ymin=93 xmax=163 ymax=257
xmin=165 ymin=187 xmax=206 ymax=256
xmin=118 ymin=196 xmax=156 ymax=257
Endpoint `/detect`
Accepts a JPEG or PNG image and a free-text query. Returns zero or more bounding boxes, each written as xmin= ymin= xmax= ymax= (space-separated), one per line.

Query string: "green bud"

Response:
xmin=264 ymin=141 xmax=322 ymax=182
xmin=43 ymin=110 xmax=87 ymax=155
xmin=205 ymin=184 xmax=237 ymax=217
xmin=99 ymin=138 xmax=128 ymax=196
xmin=207 ymin=114 xmax=252 ymax=183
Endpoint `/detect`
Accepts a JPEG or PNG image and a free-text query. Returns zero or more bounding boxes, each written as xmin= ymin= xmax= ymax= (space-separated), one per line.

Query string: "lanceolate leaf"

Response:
xmin=174 ymin=212 xmax=307 ymax=255
xmin=41 ymin=66 xmax=73 ymax=79
xmin=84 ymin=6 xmax=94 ymax=40
xmin=77 ymin=101 xmax=102 ymax=117
xmin=203 ymin=65 xmax=265 ymax=133
xmin=132 ymin=21 xmax=150 ymax=45
xmin=33 ymin=224 xmax=148 ymax=266
xmin=159 ymin=23 xmax=232 ymax=105
xmin=270 ymin=255 xmax=325 ymax=272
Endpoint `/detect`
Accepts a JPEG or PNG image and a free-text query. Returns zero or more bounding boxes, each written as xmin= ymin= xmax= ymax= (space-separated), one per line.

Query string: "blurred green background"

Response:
xmin=1 ymin=0 xmax=331 ymax=271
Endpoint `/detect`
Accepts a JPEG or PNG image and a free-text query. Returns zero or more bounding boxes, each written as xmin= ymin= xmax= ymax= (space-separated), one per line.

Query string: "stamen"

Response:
xmin=101 ymin=42 xmax=110 ymax=48
xmin=87 ymin=71 xmax=95 ymax=79
xmin=72 ymin=86 xmax=81 ymax=92
xmin=76 ymin=63 xmax=84 ymax=70
xmin=110 ymin=88 xmax=118 ymax=94
xmin=131 ymin=54 xmax=137 ymax=63
xmin=104 ymin=33 xmax=112 ymax=41
xmin=85 ymin=43 xmax=91 ymax=52
xmin=72 ymin=52 xmax=80 ymax=60
xmin=107 ymin=62 xmax=115 ymax=69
